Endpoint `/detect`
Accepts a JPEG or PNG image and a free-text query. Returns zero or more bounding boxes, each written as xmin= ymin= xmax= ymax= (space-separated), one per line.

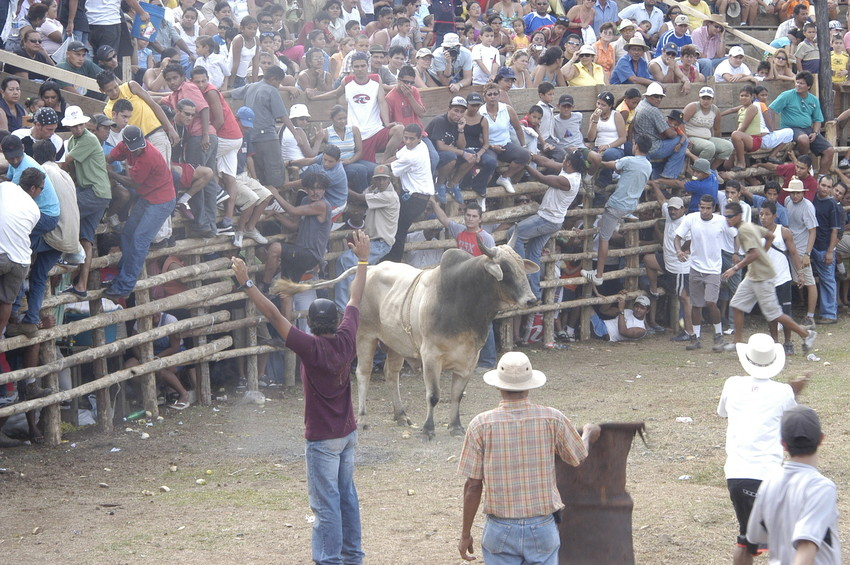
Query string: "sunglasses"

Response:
xmin=400 ymin=79 xmax=415 ymax=85
xmin=567 ymin=42 xmax=581 ymax=46
xmin=29 ymin=39 xmax=42 ymax=43
xmin=182 ymin=110 xmax=196 ymax=117
xmin=723 ymin=214 xmax=739 ymax=218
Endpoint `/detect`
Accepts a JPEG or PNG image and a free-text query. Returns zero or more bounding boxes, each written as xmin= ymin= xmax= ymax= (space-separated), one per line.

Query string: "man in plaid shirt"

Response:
xmin=457 ymin=352 xmax=601 ymax=563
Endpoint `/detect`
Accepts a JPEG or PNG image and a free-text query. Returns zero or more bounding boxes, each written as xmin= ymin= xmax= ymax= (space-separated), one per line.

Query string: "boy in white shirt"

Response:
xmin=471 ymin=26 xmax=500 ymax=85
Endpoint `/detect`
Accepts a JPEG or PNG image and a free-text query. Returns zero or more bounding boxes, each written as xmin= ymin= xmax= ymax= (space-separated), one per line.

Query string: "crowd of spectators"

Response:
xmin=1 ymin=0 xmax=850 ymax=444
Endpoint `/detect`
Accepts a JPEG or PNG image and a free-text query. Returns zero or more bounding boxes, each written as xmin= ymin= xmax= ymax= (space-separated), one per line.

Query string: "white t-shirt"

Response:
xmin=0 ymin=181 xmax=41 ymax=265
xmin=471 ymin=44 xmax=499 ymax=85
xmin=717 ymin=375 xmax=796 ymax=480
xmin=675 ymin=212 xmax=727 ymax=274
xmin=391 ymin=140 xmax=434 ymax=196
xmin=603 ymin=309 xmax=646 ymax=342
xmin=195 ymin=53 xmax=231 ymax=89
xmin=714 ymin=59 xmax=752 ymax=82
xmin=86 ymin=0 xmax=122 ymax=25
xmin=662 ymin=202 xmax=690 ymax=275
xmin=537 ymin=170 xmax=580 ymax=224
xmin=767 ymin=224 xmax=792 ymax=286
xmin=345 ymin=77 xmax=383 ymax=140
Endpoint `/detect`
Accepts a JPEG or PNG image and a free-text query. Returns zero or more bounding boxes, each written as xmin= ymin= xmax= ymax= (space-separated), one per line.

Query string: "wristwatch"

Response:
xmin=238 ymin=279 xmax=254 ymax=290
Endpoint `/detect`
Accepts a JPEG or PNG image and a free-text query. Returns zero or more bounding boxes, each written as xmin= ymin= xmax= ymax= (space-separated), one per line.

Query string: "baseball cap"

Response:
xmin=729 ymin=45 xmax=745 ymax=57
xmin=368 ymin=43 xmax=387 ymax=54
xmin=96 ymin=45 xmax=116 ymax=61
xmin=466 ymin=92 xmax=484 ymax=105
xmin=372 ymin=164 xmax=392 ymax=178
xmin=558 ymin=94 xmax=574 ymax=106
xmin=781 ymin=405 xmax=822 ymax=450
xmin=664 ymin=42 xmax=679 ymax=55
xmin=699 ymin=86 xmax=715 ymax=98
xmin=34 ymin=107 xmax=59 ymax=125
xmin=289 ymin=104 xmax=311 ymax=119
xmin=786 ymin=177 xmax=805 ymax=192
xmin=693 ymin=158 xmax=711 ymax=174
xmin=1 ymin=135 xmax=23 ymax=159
xmin=92 ymin=113 xmax=116 ymax=127
xmin=449 ymin=95 xmax=468 ymax=108
xmin=122 ymin=125 xmax=147 ymax=151
xmin=829 ymin=19 xmax=845 ymax=30
xmin=235 ymin=106 xmax=254 ymax=128
xmin=415 ymin=47 xmax=433 ymax=59
xmin=496 ymin=66 xmax=516 ymax=79
xmin=634 ymin=295 xmax=651 ymax=307
xmin=674 ymin=14 xmax=689 ymax=25
xmin=67 ymin=40 xmax=88 ymax=52
xmin=668 ymin=196 xmax=685 ymax=209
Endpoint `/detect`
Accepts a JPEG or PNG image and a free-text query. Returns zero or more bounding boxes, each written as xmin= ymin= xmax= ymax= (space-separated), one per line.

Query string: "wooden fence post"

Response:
xmin=134 ymin=264 xmax=159 ymax=418
xmin=186 ymin=253 xmax=212 ymax=405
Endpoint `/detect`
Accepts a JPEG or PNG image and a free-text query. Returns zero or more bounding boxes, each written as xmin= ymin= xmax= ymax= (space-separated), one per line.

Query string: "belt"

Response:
xmin=145 ymin=125 xmax=163 ymax=138
xmin=407 ymin=192 xmax=430 ymax=200
xmin=256 ymin=128 xmax=276 ymax=136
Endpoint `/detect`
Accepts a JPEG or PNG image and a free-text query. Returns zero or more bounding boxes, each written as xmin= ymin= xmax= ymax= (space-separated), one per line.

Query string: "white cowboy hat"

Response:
xmin=483 ymin=352 xmax=546 ymax=391
xmin=736 ymin=333 xmax=785 ymax=379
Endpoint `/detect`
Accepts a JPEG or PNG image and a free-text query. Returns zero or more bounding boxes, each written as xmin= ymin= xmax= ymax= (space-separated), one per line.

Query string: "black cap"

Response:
xmin=308 ymin=298 xmax=338 ymax=325
xmin=667 ymin=109 xmax=684 ymax=123
xmin=558 ymin=94 xmax=574 ymax=107
xmin=122 ymin=125 xmax=147 ymax=151
xmin=781 ymin=405 xmax=822 ymax=450
xmin=466 ymin=92 xmax=484 ymax=105
xmin=1 ymin=135 xmax=23 ymax=158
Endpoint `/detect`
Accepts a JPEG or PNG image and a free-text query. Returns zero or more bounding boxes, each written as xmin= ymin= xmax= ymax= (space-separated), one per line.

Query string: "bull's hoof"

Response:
xmin=421 ymin=428 xmax=436 ymax=441
xmin=395 ymin=412 xmax=413 ymax=427
xmin=449 ymin=425 xmax=466 ymax=437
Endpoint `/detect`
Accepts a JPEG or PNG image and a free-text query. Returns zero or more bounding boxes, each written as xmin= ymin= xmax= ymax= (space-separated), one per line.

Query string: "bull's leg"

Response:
xmin=384 ymin=350 xmax=411 ymax=426
xmin=355 ymin=337 xmax=379 ymax=430
xmin=447 ymin=372 xmax=471 ymax=436
xmin=421 ymin=361 xmax=442 ymax=440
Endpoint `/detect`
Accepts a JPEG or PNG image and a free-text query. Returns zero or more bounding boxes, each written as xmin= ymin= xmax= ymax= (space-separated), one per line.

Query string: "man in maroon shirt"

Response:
xmin=231 ymin=231 xmax=371 ymax=565
xmin=104 ymin=126 xmax=176 ymax=300
xmin=763 ymin=155 xmax=817 ymax=202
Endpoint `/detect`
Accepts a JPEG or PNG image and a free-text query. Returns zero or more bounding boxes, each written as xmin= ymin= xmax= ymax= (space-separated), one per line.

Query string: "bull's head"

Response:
xmin=478 ymin=236 xmax=539 ymax=308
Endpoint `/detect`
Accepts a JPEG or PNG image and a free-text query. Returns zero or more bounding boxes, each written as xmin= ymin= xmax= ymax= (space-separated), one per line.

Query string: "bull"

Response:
xmin=273 ymin=234 xmax=538 ymax=438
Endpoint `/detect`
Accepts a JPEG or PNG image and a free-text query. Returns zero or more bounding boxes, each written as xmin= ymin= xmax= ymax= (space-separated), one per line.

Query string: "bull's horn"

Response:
xmin=507 ymin=225 xmax=518 ymax=249
xmin=478 ymin=234 xmax=495 ymax=258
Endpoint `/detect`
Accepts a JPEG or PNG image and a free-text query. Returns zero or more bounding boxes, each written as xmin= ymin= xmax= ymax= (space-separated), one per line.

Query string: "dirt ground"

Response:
xmin=2 ymin=317 xmax=850 ymax=565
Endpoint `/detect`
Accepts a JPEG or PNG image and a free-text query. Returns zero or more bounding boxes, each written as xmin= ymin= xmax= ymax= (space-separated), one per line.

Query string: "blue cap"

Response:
xmin=236 ymin=106 xmax=254 ymax=128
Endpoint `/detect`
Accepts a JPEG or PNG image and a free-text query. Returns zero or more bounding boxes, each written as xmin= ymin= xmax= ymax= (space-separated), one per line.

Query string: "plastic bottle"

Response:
xmin=125 ymin=410 xmax=146 ymax=421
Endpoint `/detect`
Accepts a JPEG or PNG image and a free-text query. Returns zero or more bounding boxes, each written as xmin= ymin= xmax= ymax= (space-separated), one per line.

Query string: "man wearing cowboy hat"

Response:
xmin=717 ymin=333 xmax=810 ymax=565
xmin=457 ymin=351 xmax=600 ymax=563
xmin=610 ymin=35 xmax=653 ymax=85
xmin=720 ymin=201 xmax=817 ymax=353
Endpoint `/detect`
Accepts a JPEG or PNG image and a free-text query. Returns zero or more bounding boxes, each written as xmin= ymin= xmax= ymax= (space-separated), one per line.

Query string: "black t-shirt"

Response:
xmin=5 ymin=50 xmax=52 ymax=81
xmin=425 ymin=113 xmax=459 ymax=149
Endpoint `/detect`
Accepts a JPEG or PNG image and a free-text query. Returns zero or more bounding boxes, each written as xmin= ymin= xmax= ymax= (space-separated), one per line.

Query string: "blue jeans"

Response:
xmin=478 ymin=324 xmax=496 ymax=368
xmin=510 ymin=215 xmax=561 ymax=299
xmin=596 ymin=147 xmax=625 ymax=187
xmin=110 ymin=198 xmax=176 ymax=296
xmin=482 ymin=514 xmax=560 ymax=565
xmin=648 ymin=137 xmax=687 ymax=179
xmin=333 ymin=240 xmax=391 ymax=311
xmin=698 ymin=57 xmax=725 ymax=78
xmin=811 ymin=248 xmax=838 ymax=320
xmin=306 ymin=430 xmax=364 ymax=565
xmin=13 ymin=240 xmax=61 ymax=325
xmin=343 ymin=161 xmax=377 ymax=194
xmin=461 ymin=149 xmax=498 ymax=196
xmin=423 ymin=136 xmax=438 ymax=177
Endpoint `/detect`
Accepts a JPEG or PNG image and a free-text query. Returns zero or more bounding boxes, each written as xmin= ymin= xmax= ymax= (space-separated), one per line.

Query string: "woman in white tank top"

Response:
xmin=587 ymin=91 xmax=626 ymax=188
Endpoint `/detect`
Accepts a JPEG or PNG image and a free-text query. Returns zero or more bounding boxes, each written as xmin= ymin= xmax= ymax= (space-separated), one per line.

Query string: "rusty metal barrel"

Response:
xmin=556 ymin=422 xmax=646 ymax=565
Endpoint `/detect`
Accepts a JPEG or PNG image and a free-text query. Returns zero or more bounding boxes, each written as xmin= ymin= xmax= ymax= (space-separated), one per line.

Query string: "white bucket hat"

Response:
xmin=483 ymin=352 xmax=547 ymax=391
xmin=61 ymin=105 xmax=90 ymax=127
xmin=645 ymin=82 xmax=666 ymax=97
xmin=736 ymin=333 xmax=785 ymax=379
xmin=289 ymin=104 xmax=311 ymax=119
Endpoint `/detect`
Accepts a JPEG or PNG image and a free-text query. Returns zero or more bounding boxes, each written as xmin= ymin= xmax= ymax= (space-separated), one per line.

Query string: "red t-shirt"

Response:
xmin=200 ymin=83 xmax=242 ymax=140
xmin=285 ymin=305 xmax=360 ymax=441
xmin=385 ymin=86 xmax=425 ymax=131
xmin=776 ymin=163 xmax=817 ymax=202
xmin=109 ymin=141 xmax=176 ymax=204
xmin=164 ymin=80 xmax=216 ymax=137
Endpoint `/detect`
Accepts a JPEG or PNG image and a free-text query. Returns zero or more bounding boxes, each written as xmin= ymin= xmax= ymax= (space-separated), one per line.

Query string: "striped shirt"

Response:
xmin=457 ymin=398 xmax=587 ymax=518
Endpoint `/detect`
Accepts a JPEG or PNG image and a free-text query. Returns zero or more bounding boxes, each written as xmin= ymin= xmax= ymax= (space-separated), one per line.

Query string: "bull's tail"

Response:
xmin=271 ymin=266 xmax=359 ymax=296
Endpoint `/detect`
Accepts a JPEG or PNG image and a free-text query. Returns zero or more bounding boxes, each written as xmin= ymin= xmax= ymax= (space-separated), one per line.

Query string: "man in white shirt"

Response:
xmin=384 ymin=124 xmax=435 ymax=263
xmin=0 ymin=181 xmax=41 ymax=338
xmin=86 ymin=0 xmax=150 ymax=74
xmin=718 ymin=333 xmax=806 ymax=565
xmin=714 ymin=46 xmax=757 ymax=83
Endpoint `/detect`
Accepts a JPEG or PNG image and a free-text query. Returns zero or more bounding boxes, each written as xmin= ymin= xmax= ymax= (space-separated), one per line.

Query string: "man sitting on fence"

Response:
xmin=0 ymin=180 xmax=40 ymax=341
xmin=631 ymin=82 xmax=687 ymax=181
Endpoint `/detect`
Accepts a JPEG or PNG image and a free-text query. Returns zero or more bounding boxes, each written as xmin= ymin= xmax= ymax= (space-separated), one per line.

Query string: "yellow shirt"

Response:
xmin=514 ymin=34 xmax=530 ymax=50
xmin=103 ymin=82 xmax=164 ymax=137
xmin=832 ymin=52 xmax=849 ymax=82
xmin=569 ymin=62 xmax=604 ymax=86
xmin=679 ymin=0 xmax=711 ymax=31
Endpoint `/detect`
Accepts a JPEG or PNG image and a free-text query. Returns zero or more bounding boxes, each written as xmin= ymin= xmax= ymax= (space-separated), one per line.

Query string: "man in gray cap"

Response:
xmin=458 ymin=351 xmax=599 ymax=563
xmin=55 ymin=41 xmax=106 ymax=99
xmin=748 ymin=405 xmax=840 ymax=565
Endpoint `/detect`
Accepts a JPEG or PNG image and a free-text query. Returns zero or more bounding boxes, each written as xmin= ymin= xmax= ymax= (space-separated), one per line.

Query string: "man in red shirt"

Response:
xmin=232 ymin=231 xmax=371 ymax=565
xmin=161 ymin=63 xmax=218 ymax=170
xmin=764 ymin=155 xmax=817 ymax=202
xmin=105 ymin=126 xmax=176 ymax=300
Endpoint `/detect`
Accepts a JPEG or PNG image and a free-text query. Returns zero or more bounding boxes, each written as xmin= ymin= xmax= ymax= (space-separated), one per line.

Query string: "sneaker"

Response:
xmin=244 ymin=228 xmax=269 ymax=244
xmin=648 ymin=323 xmax=666 ymax=334
xmin=107 ymin=214 xmax=121 ymax=229
xmin=476 ymin=196 xmax=486 ymax=212
xmin=712 ymin=333 xmax=725 ymax=352
xmin=685 ymin=335 xmax=701 ymax=350
xmin=802 ymin=329 xmax=817 ymax=354
xmin=176 ymin=201 xmax=194 ymax=221
xmin=816 ymin=317 xmax=838 ymax=325
xmin=555 ymin=330 xmax=568 ymax=341
xmin=839 ymin=157 xmax=850 ymax=169
xmin=670 ymin=330 xmax=691 ymax=342
xmin=448 ymin=184 xmax=464 ymax=204
xmin=435 ymin=183 xmax=447 ymax=204
xmin=233 ymin=231 xmax=243 ymax=248
xmin=802 ymin=316 xmax=815 ymax=328
xmin=784 ymin=342 xmax=796 ymax=356
xmin=580 ymin=269 xmax=603 ymax=285
xmin=722 ymin=342 xmax=737 ymax=352
xmin=5 ymin=322 xmax=39 ymax=338
xmin=25 ymin=381 xmax=54 ymax=400
xmin=216 ymin=190 xmax=230 ymax=205
xmin=216 ymin=222 xmax=235 ymax=236
xmin=496 ymin=176 xmax=516 ymax=193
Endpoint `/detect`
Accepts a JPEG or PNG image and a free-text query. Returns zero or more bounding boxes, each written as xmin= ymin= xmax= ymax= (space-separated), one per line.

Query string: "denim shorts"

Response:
xmin=77 ymin=186 xmax=111 ymax=243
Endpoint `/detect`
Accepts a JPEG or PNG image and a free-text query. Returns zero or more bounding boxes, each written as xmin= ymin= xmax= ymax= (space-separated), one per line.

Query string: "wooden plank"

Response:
xmin=677 ymin=2 xmax=777 ymax=55
xmin=0 ymin=50 xmax=100 ymax=92
xmin=1 ymin=71 xmax=106 ymax=117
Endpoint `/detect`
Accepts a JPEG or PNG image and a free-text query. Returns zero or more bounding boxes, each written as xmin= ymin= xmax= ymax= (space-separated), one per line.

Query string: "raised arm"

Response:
xmin=347 ymin=230 xmax=371 ymax=308
xmin=231 ymin=257 xmax=292 ymax=338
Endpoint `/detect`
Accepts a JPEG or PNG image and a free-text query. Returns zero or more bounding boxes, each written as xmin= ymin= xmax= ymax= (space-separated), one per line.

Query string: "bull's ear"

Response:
xmin=523 ymin=259 xmax=540 ymax=274
xmin=484 ymin=261 xmax=503 ymax=281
